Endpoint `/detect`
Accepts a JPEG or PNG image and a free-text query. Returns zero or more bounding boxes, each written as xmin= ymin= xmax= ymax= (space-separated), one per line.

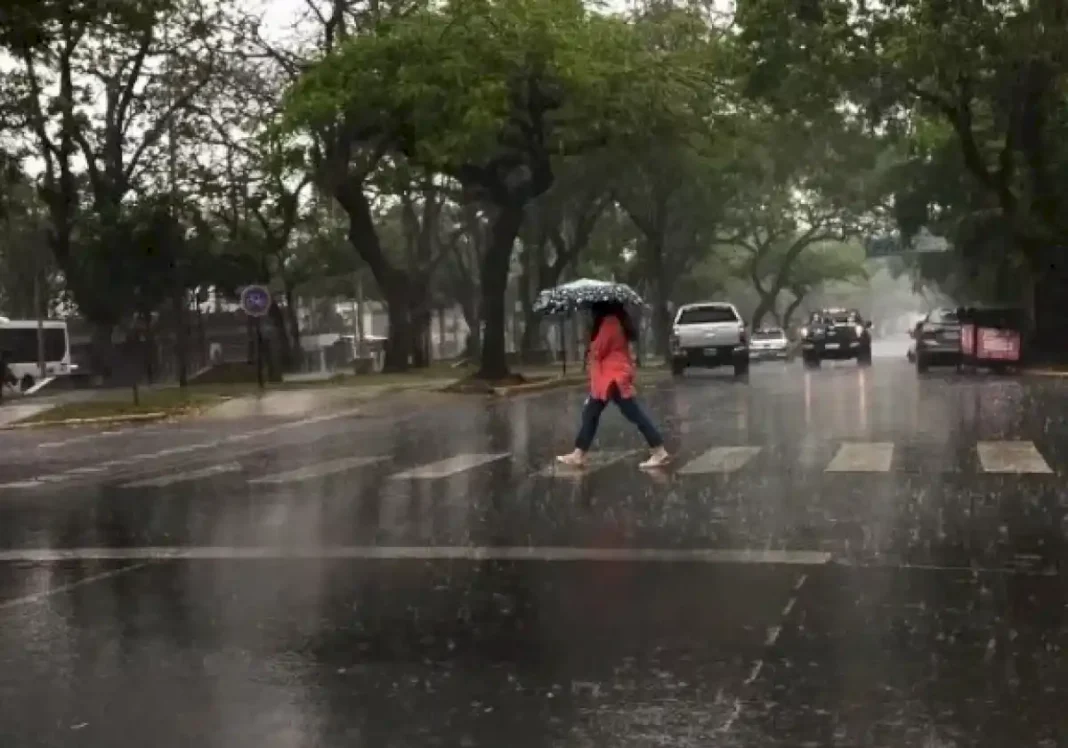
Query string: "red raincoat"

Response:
xmin=588 ymin=316 xmax=636 ymax=400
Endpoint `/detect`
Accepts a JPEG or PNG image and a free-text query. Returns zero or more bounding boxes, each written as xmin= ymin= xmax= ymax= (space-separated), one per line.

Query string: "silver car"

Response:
xmin=750 ymin=327 xmax=789 ymax=360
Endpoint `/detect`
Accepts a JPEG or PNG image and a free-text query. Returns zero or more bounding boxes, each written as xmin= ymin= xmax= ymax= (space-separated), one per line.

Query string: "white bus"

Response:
xmin=0 ymin=318 xmax=75 ymax=391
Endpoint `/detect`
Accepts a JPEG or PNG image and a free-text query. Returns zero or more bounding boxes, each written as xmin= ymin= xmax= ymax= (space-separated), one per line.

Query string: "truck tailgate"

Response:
xmin=677 ymin=323 xmax=741 ymax=348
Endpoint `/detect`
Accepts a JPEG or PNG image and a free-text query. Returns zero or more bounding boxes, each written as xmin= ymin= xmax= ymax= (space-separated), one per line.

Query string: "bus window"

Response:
xmin=0 ymin=328 xmax=68 ymax=363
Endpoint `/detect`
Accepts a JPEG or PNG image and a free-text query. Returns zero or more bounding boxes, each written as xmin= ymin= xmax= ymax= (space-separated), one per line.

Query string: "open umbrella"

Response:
xmin=532 ymin=278 xmax=645 ymax=316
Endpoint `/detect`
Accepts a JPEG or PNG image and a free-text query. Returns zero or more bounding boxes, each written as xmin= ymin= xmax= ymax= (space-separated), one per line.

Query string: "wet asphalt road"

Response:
xmin=2 ymin=350 xmax=1068 ymax=746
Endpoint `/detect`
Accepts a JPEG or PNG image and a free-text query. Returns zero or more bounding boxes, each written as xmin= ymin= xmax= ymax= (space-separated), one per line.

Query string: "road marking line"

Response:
xmin=794 ymin=573 xmax=808 ymax=590
xmin=825 ymin=442 xmax=894 ymax=472
xmin=536 ymin=450 xmax=635 ymax=478
xmin=977 ymin=441 xmax=1053 ymax=474
xmin=0 ymin=546 xmax=835 ymax=564
xmin=121 ymin=462 xmax=243 ymax=488
xmin=743 ymin=660 xmax=763 ymax=685
xmin=0 ymin=562 xmax=150 ymax=612
xmin=765 ymin=626 xmax=781 ymax=646
xmin=63 ymin=466 xmax=107 ymax=475
xmin=390 ymin=453 xmax=510 ymax=480
xmin=717 ymin=699 xmax=743 ymax=735
xmin=677 ymin=446 xmax=761 ymax=475
xmin=249 ymin=456 xmax=387 ymax=485
xmin=0 ymin=480 xmax=47 ymax=489
xmin=151 ymin=443 xmax=219 ymax=458
xmin=781 ymin=598 xmax=796 ymax=617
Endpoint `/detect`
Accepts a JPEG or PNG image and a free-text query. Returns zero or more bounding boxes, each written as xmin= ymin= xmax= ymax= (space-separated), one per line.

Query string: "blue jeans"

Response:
xmin=574 ymin=385 xmax=664 ymax=451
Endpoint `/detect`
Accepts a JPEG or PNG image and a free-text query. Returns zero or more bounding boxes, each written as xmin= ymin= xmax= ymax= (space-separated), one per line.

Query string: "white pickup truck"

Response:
xmin=669 ymin=302 xmax=750 ymax=378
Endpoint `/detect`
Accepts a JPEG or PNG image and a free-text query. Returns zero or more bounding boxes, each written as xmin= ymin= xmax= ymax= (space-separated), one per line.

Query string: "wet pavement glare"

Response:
xmin=1 ymin=354 xmax=1068 ymax=746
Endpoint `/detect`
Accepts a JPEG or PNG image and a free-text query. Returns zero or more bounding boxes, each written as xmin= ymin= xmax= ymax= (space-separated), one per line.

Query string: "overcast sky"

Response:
xmin=257 ymin=0 xmax=676 ymax=41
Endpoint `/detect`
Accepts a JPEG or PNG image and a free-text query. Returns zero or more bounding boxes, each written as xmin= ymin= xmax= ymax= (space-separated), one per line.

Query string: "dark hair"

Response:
xmin=590 ymin=302 xmax=637 ymax=342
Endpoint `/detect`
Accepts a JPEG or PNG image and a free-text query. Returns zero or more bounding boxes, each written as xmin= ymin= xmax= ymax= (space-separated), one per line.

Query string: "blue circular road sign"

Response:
xmin=240 ymin=285 xmax=272 ymax=317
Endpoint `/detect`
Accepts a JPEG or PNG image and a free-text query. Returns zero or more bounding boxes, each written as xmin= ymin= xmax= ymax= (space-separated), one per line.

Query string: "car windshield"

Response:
xmin=826 ymin=313 xmax=858 ymax=325
xmin=929 ymin=309 xmax=958 ymax=324
xmin=677 ymin=306 xmax=738 ymax=324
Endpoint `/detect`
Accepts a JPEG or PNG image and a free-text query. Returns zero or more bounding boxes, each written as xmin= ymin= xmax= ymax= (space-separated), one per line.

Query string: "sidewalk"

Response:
xmin=200 ymin=380 xmax=453 ymax=420
xmin=0 ymin=403 xmax=53 ymax=427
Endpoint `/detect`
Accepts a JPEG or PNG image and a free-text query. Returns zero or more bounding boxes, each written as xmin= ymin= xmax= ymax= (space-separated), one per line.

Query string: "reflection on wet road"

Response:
xmin=2 ymin=358 xmax=1068 ymax=746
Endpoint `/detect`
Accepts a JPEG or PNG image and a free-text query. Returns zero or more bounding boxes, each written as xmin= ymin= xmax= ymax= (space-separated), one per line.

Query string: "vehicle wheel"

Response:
xmin=671 ymin=359 xmax=686 ymax=377
xmin=733 ymin=356 xmax=749 ymax=377
xmin=19 ymin=375 xmax=34 ymax=392
xmin=802 ymin=353 xmax=820 ymax=368
xmin=857 ymin=347 xmax=872 ymax=366
xmin=916 ymin=352 xmax=929 ymax=373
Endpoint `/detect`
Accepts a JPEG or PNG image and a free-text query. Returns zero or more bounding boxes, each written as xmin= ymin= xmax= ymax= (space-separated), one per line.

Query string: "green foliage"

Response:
xmin=283 ymin=0 xmax=718 ymax=171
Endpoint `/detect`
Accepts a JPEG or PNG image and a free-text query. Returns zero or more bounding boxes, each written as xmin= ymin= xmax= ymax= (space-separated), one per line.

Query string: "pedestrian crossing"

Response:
xmin=0 ymin=438 xmax=1060 ymax=492
xmin=677 ymin=446 xmax=761 ymax=475
xmin=120 ymin=438 xmax=1054 ymax=488
xmin=975 ymin=441 xmax=1053 ymax=474
xmin=825 ymin=442 xmax=895 ymax=473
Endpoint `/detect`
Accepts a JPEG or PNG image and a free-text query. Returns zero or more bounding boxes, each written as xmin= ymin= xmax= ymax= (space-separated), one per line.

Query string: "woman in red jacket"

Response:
xmin=557 ymin=302 xmax=671 ymax=469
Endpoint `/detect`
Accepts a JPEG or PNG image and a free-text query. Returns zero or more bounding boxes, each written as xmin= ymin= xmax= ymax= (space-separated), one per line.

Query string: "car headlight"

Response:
xmin=800 ymin=326 xmax=809 ymax=337
xmin=855 ymin=324 xmax=864 ymax=336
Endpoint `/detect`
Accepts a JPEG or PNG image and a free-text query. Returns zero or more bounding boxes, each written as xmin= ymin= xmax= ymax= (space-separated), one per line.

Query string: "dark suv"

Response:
xmin=800 ymin=308 xmax=873 ymax=367
xmin=912 ymin=307 xmax=961 ymax=372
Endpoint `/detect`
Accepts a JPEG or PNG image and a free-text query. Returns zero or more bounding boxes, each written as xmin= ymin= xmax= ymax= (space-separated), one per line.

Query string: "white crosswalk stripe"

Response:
xmin=389 ymin=452 xmax=511 ymax=480
xmin=678 ymin=446 xmax=761 ymax=475
xmin=536 ymin=450 xmax=636 ymax=478
xmin=825 ymin=442 xmax=895 ymax=473
xmin=249 ymin=456 xmax=387 ymax=485
xmin=977 ymin=441 xmax=1053 ymax=474
xmin=121 ymin=463 xmax=243 ymax=488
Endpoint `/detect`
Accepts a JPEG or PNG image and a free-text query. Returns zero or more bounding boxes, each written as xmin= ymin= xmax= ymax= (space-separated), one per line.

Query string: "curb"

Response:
xmin=1020 ymin=368 xmax=1068 ymax=378
xmin=2 ymin=411 xmax=172 ymax=430
xmin=492 ymin=376 xmax=586 ymax=396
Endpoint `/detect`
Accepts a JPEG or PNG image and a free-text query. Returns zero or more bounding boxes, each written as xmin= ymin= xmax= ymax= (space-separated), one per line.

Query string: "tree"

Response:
xmin=0 ymin=169 xmax=56 ymax=319
xmin=614 ymin=141 xmax=734 ymax=357
xmin=737 ymin=0 xmax=1068 ymax=346
xmin=13 ymin=0 xmax=228 ymax=375
xmin=284 ymin=0 xmax=715 ymax=379
xmin=517 ymin=154 xmax=614 ymax=355
xmin=777 ymin=241 xmax=868 ymax=329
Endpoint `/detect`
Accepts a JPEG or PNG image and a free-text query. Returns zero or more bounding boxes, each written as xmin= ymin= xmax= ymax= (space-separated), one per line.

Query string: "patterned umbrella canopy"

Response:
xmin=533 ymin=279 xmax=646 ymax=316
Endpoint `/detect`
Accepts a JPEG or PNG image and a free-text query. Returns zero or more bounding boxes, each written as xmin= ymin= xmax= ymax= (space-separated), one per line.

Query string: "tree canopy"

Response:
xmin=10 ymin=0 xmax=1055 ymax=382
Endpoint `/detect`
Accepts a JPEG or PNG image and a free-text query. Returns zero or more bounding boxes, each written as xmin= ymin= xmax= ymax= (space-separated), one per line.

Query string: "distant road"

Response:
xmin=873 ymin=334 xmax=911 ymax=359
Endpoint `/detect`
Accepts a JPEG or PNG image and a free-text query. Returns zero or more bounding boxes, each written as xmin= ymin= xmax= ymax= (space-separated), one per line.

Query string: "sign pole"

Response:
xmin=240 ymin=285 xmax=272 ymax=390
xmin=254 ymin=317 xmax=265 ymax=390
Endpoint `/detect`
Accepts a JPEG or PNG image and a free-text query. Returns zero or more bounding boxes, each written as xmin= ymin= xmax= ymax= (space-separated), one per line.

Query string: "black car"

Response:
xmin=799 ymin=308 xmax=873 ymax=367
xmin=912 ymin=307 xmax=961 ymax=372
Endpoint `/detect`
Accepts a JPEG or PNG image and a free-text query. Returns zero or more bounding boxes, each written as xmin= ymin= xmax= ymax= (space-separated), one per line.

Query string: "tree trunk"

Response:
xmin=751 ymin=293 xmax=776 ymax=330
xmin=335 ymin=178 xmax=413 ymax=372
xmin=782 ymin=294 xmax=805 ymax=331
xmin=141 ymin=311 xmax=156 ymax=384
xmin=410 ymin=307 xmax=432 ymax=367
xmin=173 ymin=290 xmax=188 ymax=388
xmin=246 ymin=317 xmax=255 ymax=364
xmin=268 ymin=302 xmax=293 ymax=372
xmin=90 ymin=323 xmax=115 ymax=381
xmin=648 ymin=239 xmax=672 ymax=362
xmin=476 ymin=203 xmax=524 ymax=379
xmin=284 ymin=288 xmax=301 ymax=356
xmin=383 ymin=284 xmax=412 ymax=372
